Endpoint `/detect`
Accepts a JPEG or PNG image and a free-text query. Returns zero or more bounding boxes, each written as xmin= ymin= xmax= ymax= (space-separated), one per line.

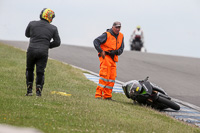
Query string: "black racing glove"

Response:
xmin=109 ymin=50 xmax=118 ymax=56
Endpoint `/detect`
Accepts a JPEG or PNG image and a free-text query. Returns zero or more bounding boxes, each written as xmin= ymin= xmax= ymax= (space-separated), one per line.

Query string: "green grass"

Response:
xmin=0 ymin=43 xmax=199 ymax=133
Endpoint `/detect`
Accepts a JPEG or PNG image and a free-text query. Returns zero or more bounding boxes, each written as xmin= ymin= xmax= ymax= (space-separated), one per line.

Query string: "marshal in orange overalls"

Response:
xmin=95 ymin=32 xmax=123 ymax=99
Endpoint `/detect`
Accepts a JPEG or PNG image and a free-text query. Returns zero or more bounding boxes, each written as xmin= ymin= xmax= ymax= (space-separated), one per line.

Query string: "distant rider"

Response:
xmin=130 ymin=26 xmax=144 ymax=50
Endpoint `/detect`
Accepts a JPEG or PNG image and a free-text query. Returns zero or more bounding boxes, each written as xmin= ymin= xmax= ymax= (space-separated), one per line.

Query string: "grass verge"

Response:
xmin=0 ymin=43 xmax=199 ymax=133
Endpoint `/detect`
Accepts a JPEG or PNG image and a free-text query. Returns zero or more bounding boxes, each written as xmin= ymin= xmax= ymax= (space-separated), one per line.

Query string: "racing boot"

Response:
xmin=36 ymin=85 xmax=42 ymax=96
xmin=26 ymin=82 xmax=33 ymax=96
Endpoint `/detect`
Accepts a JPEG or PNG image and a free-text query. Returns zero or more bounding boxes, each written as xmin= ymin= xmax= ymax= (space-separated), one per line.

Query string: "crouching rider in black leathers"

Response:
xmin=25 ymin=8 xmax=61 ymax=96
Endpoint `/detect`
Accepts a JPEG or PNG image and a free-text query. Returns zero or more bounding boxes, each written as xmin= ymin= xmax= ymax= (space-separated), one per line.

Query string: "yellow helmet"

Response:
xmin=40 ymin=8 xmax=55 ymax=23
xmin=137 ymin=25 xmax=141 ymax=29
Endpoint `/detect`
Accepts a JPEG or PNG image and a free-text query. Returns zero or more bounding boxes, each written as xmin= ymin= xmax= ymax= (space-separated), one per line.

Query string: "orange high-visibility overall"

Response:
xmin=95 ymin=32 xmax=123 ymax=99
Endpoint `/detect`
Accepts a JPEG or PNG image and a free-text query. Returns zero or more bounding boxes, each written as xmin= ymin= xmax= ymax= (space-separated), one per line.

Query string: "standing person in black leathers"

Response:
xmin=25 ymin=8 xmax=61 ymax=96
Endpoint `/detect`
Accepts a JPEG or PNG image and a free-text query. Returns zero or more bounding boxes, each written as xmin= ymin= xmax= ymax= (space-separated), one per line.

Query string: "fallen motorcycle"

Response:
xmin=122 ymin=77 xmax=180 ymax=111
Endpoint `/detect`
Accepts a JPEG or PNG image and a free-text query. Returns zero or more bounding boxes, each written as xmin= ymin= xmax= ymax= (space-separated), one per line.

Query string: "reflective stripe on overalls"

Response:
xmin=98 ymin=77 xmax=115 ymax=89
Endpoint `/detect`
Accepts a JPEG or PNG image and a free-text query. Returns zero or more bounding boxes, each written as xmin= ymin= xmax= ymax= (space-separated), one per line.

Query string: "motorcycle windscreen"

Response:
xmin=122 ymin=82 xmax=133 ymax=98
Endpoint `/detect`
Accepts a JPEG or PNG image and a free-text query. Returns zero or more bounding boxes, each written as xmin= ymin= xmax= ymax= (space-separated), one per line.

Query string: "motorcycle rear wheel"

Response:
xmin=157 ymin=96 xmax=180 ymax=110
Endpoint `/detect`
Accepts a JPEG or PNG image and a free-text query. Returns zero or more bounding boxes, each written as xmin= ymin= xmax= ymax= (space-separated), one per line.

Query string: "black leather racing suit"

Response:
xmin=25 ymin=19 xmax=61 ymax=89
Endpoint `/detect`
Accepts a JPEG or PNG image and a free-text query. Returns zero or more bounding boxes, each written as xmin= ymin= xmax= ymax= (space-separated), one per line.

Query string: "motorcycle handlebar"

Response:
xmin=139 ymin=76 xmax=149 ymax=82
xmin=144 ymin=76 xmax=149 ymax=81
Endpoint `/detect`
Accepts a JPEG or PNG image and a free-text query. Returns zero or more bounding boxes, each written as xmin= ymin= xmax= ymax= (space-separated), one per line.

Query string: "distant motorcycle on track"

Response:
xmin=122 ymin=77 xmax=180 ymax=111
xmin=130 ymin=40 xmax=146 ymax=52
xmin=130 ymin=40 xmax=143 ymax=51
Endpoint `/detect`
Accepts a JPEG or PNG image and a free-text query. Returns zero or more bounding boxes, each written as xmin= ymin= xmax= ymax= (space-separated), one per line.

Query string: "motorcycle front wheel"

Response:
xmin=157 ymin=96 xmax=180 ymax=110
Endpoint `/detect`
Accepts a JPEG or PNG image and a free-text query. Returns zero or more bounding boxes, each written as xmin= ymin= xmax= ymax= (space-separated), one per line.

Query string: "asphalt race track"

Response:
xmin=1 ymin=40 xmax=200 ymax=108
